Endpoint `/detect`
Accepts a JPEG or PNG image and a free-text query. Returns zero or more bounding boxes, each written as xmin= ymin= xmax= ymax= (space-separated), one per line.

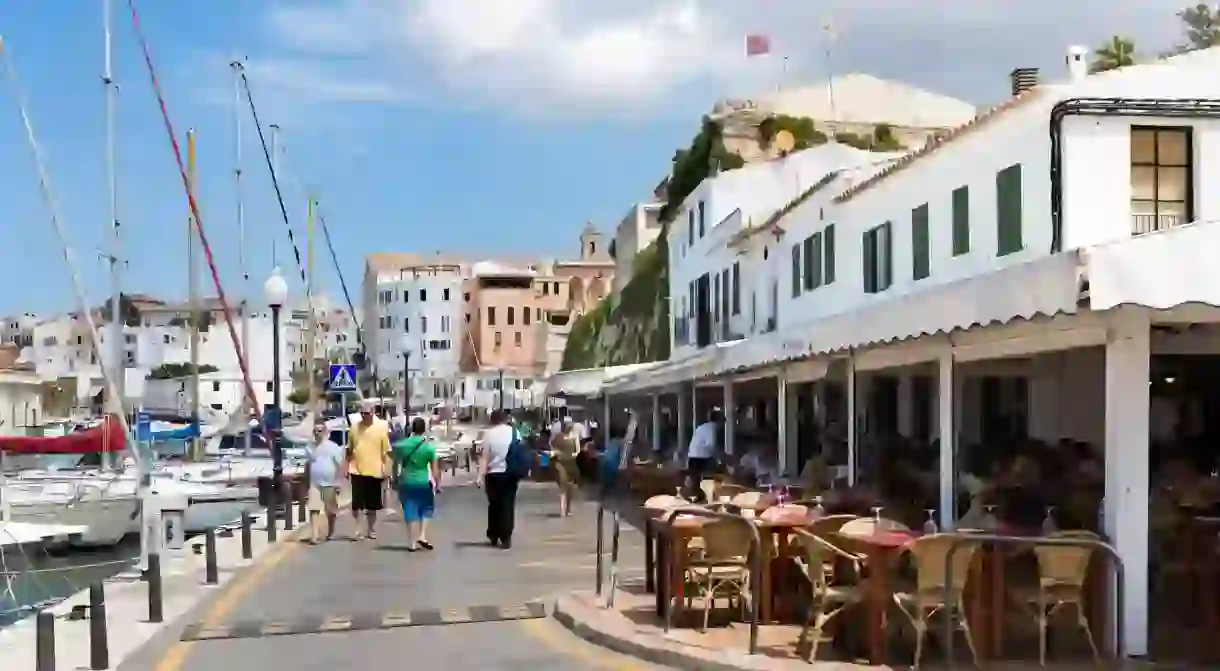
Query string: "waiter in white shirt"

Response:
xmin=684 ymin=409 xmax=724 ymax=502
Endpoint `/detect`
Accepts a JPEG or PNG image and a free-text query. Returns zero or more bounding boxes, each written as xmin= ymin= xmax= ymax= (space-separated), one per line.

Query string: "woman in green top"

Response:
xmin=392 ymin=417 xmax=440 ymax=551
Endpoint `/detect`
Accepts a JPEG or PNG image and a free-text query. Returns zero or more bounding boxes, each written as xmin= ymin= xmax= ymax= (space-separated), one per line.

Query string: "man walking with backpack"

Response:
xmin=477 ymin=409 xmax=529 ymax=549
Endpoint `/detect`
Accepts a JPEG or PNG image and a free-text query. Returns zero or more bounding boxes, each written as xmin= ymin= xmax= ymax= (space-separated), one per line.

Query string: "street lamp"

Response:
xmin=399 ymin=333 xmax=412 ymax=418
xmin=263 ymin=267 xmax=288 ymax=541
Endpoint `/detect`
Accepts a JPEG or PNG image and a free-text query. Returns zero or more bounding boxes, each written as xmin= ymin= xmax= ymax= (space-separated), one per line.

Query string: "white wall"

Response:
xmin=0 ymin=373 xmax=42 ymax=435
xmin=371 ymin=271 xmax=464 ymax=381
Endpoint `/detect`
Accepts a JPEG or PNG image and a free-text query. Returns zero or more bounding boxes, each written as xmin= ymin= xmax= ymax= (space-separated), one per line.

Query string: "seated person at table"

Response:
xmin=735 ymin=444 xmax=780 ymax=486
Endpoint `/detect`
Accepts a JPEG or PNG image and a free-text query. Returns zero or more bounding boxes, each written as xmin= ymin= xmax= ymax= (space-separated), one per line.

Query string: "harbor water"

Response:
xmin=0 ymin=538 xmax=139 ymax=627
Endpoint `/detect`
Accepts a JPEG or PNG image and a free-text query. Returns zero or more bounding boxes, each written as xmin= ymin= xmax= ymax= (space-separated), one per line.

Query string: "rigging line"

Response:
xmin=0 ymin=38 xmax=136 ymax=453
xmin=124 ymin=0 xmax=266 ymax=432
xmin=237 ymin=71 xmax=310 ymax=303
xmin=315 ymin=207 xmax=364 ymax=347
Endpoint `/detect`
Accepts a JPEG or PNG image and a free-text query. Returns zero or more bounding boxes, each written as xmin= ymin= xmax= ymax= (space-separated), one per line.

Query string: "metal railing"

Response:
xmin=1131 ymin=212 xmax=1183 ymax=235
xmin=941 ymin=533 xmax=1125 ymax=668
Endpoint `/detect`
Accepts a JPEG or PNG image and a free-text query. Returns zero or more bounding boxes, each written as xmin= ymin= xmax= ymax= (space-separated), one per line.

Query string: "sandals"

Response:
xmin=417 ymin=540 xmax=434 ymax=551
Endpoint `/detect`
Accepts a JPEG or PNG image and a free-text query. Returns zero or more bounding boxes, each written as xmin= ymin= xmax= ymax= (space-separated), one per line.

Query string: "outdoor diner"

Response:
xmin=549 ymin=319 xmax=1220 ymax=667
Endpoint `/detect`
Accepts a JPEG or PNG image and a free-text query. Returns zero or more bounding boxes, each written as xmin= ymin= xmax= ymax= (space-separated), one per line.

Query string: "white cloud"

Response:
xmin=250 ymin=0 xmax=1187 ymax=118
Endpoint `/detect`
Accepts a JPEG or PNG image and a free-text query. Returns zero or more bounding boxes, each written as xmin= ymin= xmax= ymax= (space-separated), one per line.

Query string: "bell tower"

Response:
xmin=579 ymin=222 xmax=605 ymax=260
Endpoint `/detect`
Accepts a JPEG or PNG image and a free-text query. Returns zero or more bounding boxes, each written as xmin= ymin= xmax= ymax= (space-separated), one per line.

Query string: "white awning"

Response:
xmin=706 ymin=252 xmax=1085 ymax=376
xmin=544 ymin=363 xmax=661 ymax=398
xmin=1087 ymin=220 xmax=1220 ymax=311
xmin=606 ymin=340 xmax=746 ymax=394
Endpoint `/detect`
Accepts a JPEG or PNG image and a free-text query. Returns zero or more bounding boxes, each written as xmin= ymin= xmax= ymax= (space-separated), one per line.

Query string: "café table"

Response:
xmin=832 ymin=528 xmax=922 ymax=665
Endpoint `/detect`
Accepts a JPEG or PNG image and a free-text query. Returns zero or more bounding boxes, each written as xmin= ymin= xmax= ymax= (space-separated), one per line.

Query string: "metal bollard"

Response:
xmin=284 ymin=495 xmax=294 ymax=531
xmin=89 ymin=582 xmax=109 ymax=670
xmin=297 ymin=494 xmax=307 ymax=523
xmin=204 ymin=528 xmax=218 ymax=585
xmin=240 ymin=511 xmax=253 ymax=559
xmin=36 ymin=610 xmax=55 ymax=671
xmin=147 ymin=553 xmax=163 ymax=623
xmin=266 ymin=501 xmax=278 ymax=543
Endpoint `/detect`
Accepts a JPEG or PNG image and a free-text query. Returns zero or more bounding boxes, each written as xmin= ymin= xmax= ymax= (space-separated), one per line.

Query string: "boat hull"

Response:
xmin=8 ymin=498 xmax=136 ymax=548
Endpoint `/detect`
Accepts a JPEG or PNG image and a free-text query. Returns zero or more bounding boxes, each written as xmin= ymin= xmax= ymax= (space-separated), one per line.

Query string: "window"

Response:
xmin=996 ymin=163 xmax=1023 ymax=256
xmin=713 ymin=272 xmax=721 ymax=322
xmin=420 ymin=316 xmax=427 ymax=333
xmin=403 ymin=317 xmax=409 ymax=333
xmin=163 ymin=334 xmax=171 ymax=344
xmin=514 ymin=331 xmax=522 ymax=347
xmin=464 ymin=291 xmax=471 ymax=302
xmin=731 ymin=262 xmax=741 ymax=315
xmin=912 ymin=203 xmax=930 ymax=280
xmin=952 ymin=186 xmax=970 ymax=255
xmin=791 ymin=243 xmax=802 ymax=297
xmin=823 ymin=224 xmax=836 ymax=284
xmin=1131 ymin=126 xmax=1192 ymax=232
xmin=589 ymin=241 xmax=596 ymax=254
xmin=212 ymin=382 xmax=220 ymax=392
xmin=402 ymin=290 xmax=408 ymax=303
xmin=487 ymin=307 xmax=496 ymax=326
xmin=688 ymin=209 xmax=695 ymax=244
xmin=802 ymin=235 xmax=815 ymax=290
xmin=441 ymin=316 xmax=450 ymax=333
xmin=507 ymin=307 xmax=515 ymax=326
xmin=553 ymin=281 xmax=559 ymax=294
xmin=523 ymin=307 xmax=531 ymax=326
xmin=443 ymin=288 xmax=450 ymax=301
xmin=494 ymin=331 xmax=502 ymax=348
xmin=542 ymin=283 xmax=549 ymax=296
xmin=863 ymin=222 xmax=893 ymax=293
xmin=265 ymin=381 xmax=273 ymax=393
xmin=465 ymin=313 xmax=471 ymax=324
xmin=698 ymin=201 xmax=706 ymax=237
xmin=537 ymin=308 xmax=542 ymax=321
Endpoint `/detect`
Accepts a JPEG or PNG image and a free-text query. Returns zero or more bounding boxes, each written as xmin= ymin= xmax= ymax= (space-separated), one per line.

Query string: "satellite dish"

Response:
xmin=772 ymin=130 xmax=795 ymax=154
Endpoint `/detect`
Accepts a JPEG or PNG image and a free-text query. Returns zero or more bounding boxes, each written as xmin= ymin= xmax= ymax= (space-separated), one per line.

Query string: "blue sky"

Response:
xmin=0 ymin=0 xmax=1182 ymax=315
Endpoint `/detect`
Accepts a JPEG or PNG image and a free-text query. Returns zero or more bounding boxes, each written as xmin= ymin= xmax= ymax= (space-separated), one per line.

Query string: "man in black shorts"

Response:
xmin=347 ymin=399 xmax=391 ymax=540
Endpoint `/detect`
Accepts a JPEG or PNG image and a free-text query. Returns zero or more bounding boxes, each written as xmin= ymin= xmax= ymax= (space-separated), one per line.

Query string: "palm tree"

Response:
xmin=1091 ymin=36 xmax=1137 ymax=73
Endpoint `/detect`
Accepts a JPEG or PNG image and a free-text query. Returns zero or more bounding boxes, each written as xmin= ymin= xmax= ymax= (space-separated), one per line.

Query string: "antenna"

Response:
xmin=823 ymin=19 xmax=838 ymax=123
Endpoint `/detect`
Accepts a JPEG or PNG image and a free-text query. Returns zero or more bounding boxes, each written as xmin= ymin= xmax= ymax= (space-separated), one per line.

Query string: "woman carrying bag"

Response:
xmin=392 ymin=417 xmax=441 ymax=551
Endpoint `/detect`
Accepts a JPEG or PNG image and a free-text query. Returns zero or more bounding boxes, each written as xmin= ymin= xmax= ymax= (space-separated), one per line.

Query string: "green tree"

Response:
xmin=1091 ymin=35 xmax=1137 ymax=72
xmin=286 ymin=387 xmax=310 ymax=406
xmin=148 ymin=362 xmax=219 ymax=379
xmin=101 ymin=293 xmax=142 ymax=327
xmin=1175 ymin=3 xmax=1220 ymax=52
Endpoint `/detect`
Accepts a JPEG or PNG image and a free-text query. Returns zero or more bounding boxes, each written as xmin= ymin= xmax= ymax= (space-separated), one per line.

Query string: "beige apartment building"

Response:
xmin=362 ymin=224 xmax=614 ymax=408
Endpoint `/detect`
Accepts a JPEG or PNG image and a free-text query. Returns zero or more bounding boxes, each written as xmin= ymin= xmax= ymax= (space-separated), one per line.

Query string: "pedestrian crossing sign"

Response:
xmin=329 ymin=363 xmax=358 ymax=391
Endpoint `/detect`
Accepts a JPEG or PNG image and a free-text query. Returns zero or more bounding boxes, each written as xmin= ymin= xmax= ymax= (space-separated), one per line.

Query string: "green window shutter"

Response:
xmin=802 ymin=235 xmax=815 ymax=290
xmin=862 ymin=229 xmax=876 ymax=293
xmin=881 ymin=222 xmax=894 ymax=290
xmin=951 ymin=186 xmax=970 ymax=255
xmin=823 ymin=224 xmax=836 ymax=284
xmin=811 ymin=233 xmax=823 ymax=288
xmin=791 ymin=244 xmax=801 ymax=297
xmin=996 ymin=164 xmax=1024 ymax=256
xmin=731 ymin=262 xmax=741 ymax=315
xmin=912 ymin=204 xmax=930 ymax=280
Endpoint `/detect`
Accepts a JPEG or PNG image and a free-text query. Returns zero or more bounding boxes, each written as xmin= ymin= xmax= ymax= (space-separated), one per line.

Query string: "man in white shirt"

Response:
xmin=684 ymin=409 xmax=723 ymax=501
xmin=478 ymin=409 xmax=518 ymax=549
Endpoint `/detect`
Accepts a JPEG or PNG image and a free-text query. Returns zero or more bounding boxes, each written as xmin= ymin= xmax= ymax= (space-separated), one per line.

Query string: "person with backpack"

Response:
xmin=391 ymin=417 xmax=440 ymax=551
xmin=477 ymin=409 xmax=526 ymax=549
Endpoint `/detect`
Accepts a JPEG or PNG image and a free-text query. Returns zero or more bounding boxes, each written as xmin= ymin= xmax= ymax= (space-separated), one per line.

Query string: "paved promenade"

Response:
xmin=118 ymin=480 xmax=662 ymax=671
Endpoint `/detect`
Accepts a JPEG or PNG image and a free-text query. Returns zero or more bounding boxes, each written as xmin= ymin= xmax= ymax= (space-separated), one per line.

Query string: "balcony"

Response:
xmin=1132 ymin=213 xmax=1184 ymax=236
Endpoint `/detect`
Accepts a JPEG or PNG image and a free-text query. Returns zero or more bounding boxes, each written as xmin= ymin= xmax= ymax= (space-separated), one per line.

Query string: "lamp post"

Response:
xmin=263 ymin=267 xmax=288 ymax=542
xmin=399 ymin=333 xmax=412 ymax=418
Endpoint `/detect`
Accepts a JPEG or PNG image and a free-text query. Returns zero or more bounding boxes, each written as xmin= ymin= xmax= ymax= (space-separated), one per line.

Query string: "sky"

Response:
xmin=0 ymin=0 xmax=1188 ymax=316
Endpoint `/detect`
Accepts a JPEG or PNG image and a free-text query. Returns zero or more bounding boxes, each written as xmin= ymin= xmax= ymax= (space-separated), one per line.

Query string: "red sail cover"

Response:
xmin=0 ymin=416 xmax=127 ymax=454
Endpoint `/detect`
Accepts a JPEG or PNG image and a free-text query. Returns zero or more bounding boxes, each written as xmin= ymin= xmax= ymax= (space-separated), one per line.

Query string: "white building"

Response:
xmin=611 ymin=200 xmax=664 ymax=299
xmin=603 ymin=46 xmax=1220 ymax=661
xmin=364 ymin=257 xmax=464 ymax=407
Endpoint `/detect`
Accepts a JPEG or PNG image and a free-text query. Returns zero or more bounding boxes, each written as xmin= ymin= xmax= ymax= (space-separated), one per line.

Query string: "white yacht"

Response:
xmin=4 ymin=479 xmax=137 ymax=548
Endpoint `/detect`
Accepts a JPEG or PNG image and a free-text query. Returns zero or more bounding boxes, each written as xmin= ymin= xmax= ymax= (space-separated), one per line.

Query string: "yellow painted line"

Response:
xmin=520 ymin=617 xmax=653 ymax=670
xmin=153 ymin=528 xmax=307 ymax=671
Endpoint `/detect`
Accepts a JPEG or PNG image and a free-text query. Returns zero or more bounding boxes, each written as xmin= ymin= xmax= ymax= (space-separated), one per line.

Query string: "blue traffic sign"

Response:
xmin=329 ymin=363 xmax=358 ymax=391
xmin=136 ymin=411 xmax=152 ymax=442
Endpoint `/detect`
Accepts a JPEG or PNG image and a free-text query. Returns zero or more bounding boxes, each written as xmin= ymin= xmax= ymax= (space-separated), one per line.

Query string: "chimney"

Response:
xmin=1009 ymin=67 xmax=1039 ymax=96
xmin=1066 ymin=45 xmax=1089 ymax=81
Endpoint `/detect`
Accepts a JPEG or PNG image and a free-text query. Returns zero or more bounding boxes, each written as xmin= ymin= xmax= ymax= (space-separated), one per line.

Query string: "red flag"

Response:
xmin=745 ymin=34 xmax=771 ymax=57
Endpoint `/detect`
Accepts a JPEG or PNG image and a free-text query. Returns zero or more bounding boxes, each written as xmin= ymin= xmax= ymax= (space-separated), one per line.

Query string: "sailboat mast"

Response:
xmin=103 ymin=0 xmax=122 ymax=469
xmin=187 ymin=128 xmax=201 ymax=460
xmin=231 ymin=59 xmax=252 ymax=455
xmin=307 ymin=196 xmax=318 ymax=417
xmin=269 ymin=123 xmax=280 ymax=267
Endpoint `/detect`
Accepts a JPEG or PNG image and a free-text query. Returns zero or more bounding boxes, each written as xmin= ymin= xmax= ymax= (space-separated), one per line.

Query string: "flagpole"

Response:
xmin=823 ymin=20 xmax=838 ymax=122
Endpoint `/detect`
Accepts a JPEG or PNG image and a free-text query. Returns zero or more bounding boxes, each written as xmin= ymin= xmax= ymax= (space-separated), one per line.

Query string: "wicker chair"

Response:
xmin=790 ymin=529 xmax=865 ymax=662
xmin=682 ymin=519 xmax=756 ymax=632
xmin=891 ymin=534 xmax=981 ymax=670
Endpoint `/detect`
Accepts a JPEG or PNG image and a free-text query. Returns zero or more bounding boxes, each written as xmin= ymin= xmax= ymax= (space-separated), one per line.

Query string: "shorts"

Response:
xmin=308 ymin=485 xmax=338 ymax=514
xmin=398 ymin=484 xmax=435 ymax=522
xmin=350 ymin=474 xmax=385 ymax=511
